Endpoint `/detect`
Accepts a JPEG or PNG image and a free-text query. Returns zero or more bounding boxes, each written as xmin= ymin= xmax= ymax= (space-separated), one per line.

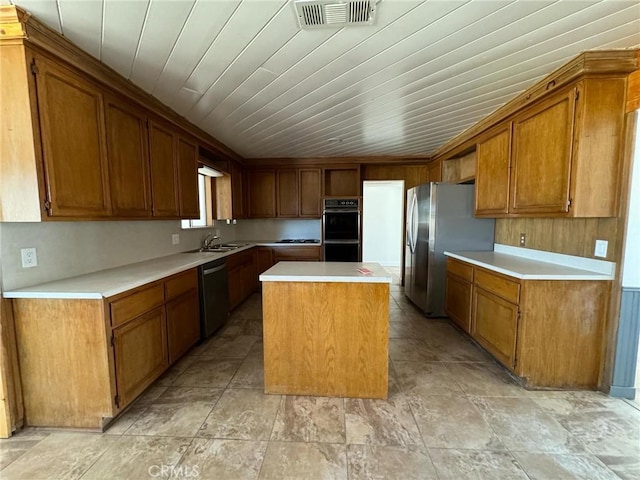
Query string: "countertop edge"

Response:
xmin=444 ymin=251 xmax=614 ymax=281
xmin=259 ymin=275 xmax=393 ymax=284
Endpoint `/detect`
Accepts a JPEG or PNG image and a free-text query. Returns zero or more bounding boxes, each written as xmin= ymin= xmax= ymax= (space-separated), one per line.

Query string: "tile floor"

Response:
xmin=1 ymin=272 xmax=639 ymax=479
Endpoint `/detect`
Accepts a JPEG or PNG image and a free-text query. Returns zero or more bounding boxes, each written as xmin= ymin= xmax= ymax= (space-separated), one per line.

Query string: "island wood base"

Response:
xmin=262 ymin=281 xmax=389 ymax=399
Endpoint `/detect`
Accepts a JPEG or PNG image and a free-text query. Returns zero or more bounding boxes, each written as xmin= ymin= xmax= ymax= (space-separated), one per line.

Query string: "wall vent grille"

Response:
xmin=294 ymin=0 xmax=378 ymax=28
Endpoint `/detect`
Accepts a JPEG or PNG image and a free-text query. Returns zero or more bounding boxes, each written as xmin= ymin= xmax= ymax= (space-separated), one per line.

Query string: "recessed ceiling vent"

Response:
xmin=294 ymin=0 xmax=379 ymax=29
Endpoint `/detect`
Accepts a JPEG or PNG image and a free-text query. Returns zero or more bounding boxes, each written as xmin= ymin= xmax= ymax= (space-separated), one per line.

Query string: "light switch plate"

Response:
xmin=21 ymin=247 xmax=38 ymax=268
xmin=594 ymin=239 xmax=608 ymax=258
xmin=172 ymin=234 xmax=180 ymax=245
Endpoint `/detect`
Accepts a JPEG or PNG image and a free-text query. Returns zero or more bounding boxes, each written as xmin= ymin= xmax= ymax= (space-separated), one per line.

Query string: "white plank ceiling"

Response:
xmin=11 ymin=0 xmax=640 ymax=159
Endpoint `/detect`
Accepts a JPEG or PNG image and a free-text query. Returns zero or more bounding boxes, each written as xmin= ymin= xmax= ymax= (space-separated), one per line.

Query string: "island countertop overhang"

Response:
xmin=259 ymin=262 xmax=393 ymax=283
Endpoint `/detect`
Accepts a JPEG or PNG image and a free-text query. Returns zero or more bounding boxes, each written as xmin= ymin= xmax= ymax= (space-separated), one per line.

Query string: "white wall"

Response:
xmin=0 ymin=220 xmax=235 ymax=291
xmin=362 ymin=181 xmax=404 ymax=267
xmin=622 ymin=118 xmax=640 ymax=289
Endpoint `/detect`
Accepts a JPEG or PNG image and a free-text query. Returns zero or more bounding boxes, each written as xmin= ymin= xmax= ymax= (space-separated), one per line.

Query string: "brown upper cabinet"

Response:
xmin=323 ymin=166 xmax=361 ymax=197
xmin=105 ymin=97 xmax=152 ymax=217
xmin=475 ymin=125 xmax=511 ymax=215
xmin=0 ymin=15 xmax=230 ymax=222
xmin=299 ymin=168 xmax=322 ymax=217
xmin=148 ymin=121 xmax=180 ymax=217
xmin=277 ymin=169 xmax=299 ymax=217
xmin=33 ymin=54 xmax=112 ymax=218
xmin=248 ymin=169 xmax=277 ymax=218
xmin=177 ymin=136 xmax=200 ymax=218
xmin=247 ymin=166 xmax=322 ymax=219
xmin=474 ymin=78 xmax=626 ymax=218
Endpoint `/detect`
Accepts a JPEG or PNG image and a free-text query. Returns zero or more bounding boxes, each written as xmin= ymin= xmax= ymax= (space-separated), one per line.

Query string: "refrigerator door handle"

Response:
xmin=409 ymin=193 xmax=418 ymax=253
xmin=406 ymin=191 xmax=414 ymax=247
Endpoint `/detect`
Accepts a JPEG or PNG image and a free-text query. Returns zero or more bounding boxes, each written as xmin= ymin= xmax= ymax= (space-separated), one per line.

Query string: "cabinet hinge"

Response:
xmin=110 ymin=333 xmax=115 ymax=347
xmin=575 ymin=89 xmax=579 ymax=102
xmin=567 ymin=198 xmax=573 ymax=209
xmin=30 ymin=61 xmax=39 ymax=76
xmin=43 ymin=200 xmax=51 ymax=214
xmin=114 ymin=394 xmax=120 ymax=408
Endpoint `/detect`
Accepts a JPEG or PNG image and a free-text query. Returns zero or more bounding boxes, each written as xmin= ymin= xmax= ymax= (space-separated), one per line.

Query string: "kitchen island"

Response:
xmin=259 ymin=262 xmax=392 ymax=399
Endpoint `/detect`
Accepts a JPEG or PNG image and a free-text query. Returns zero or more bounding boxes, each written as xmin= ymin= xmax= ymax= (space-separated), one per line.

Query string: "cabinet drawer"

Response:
xmin=110 ymin=284 xmax=164 ymax=327
xmin=475 ymin=268 xmax=520 ymax=304
xmin=446 ymin=258 xmax=473 ymax=282
xmin=165 ymin=268 xmax=198 ymax=301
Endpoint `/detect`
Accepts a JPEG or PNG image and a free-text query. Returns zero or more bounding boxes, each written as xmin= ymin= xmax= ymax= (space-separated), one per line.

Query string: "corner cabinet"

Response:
xmin=445 ymin=257 xmax=610 ymax=389
xmin=474 ymin=78 xmax=627 ymax=218
xmin=11 ymin=268 xmax=200 ymax=429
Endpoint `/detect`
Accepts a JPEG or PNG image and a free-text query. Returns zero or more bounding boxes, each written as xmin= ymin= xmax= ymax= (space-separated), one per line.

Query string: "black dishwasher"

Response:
xmin=198 ymin=258 xmax=229 ymax=340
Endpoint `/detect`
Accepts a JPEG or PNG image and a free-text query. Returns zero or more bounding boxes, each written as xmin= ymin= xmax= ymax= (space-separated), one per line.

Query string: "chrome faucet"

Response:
xmin=203 ymin=234 xmax=220 ymax=249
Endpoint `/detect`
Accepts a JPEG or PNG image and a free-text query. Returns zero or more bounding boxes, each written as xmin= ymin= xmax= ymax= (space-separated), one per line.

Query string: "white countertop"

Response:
xmin=259 ymin=262 xmax=393 ymax=283
xmin=444 ymin=245 xmax=615 ymax=280
xmin=3 ymin=240 xmax=320 ymax=300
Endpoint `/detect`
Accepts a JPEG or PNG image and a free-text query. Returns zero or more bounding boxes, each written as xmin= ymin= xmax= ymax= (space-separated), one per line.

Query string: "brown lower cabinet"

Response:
xmin=11 ymin=268 xmax=200 ymax=429
xmin=445 ymin=257 xmax=610 ymax=389
xmin=227 ymin=249 xmax=257 ymax=310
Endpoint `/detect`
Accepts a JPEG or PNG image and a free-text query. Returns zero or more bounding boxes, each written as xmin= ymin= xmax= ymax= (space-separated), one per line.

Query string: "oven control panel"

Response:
xmin=323 ymin=198 xmax=359 ymax=209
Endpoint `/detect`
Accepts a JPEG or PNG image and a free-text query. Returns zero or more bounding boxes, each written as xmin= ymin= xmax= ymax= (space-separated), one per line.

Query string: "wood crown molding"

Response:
xmin=433 ymin=49 xmax=639 ymax=162
xmin=626 ymin=51 xmax=640 ymax=113
xmin=0 ymin=5 xmax=243 ymax=163
xmin=243 ymin=156 xmax=432 ymax=167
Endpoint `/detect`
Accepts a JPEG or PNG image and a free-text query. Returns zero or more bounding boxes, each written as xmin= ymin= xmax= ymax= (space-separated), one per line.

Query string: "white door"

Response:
xmin=362 ymin=181 xmax=405 ymax=267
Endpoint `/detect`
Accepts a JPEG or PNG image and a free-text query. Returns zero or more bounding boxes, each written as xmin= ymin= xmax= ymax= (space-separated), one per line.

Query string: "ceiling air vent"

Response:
xmin=294 ymin=0 xmax=379 ymax=29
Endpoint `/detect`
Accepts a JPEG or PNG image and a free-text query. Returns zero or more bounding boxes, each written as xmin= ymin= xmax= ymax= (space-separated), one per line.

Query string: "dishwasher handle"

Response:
xmin=203 ymin=264 xmax=226 ymax=275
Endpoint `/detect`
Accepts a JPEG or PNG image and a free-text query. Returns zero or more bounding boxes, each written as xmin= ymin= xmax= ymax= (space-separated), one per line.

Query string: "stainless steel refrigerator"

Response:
xmin=405 ymin=183 xmax=494 ymax=316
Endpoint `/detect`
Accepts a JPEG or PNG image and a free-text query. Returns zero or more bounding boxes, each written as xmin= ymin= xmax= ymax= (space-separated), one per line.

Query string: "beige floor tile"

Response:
xmin=271 ymin=396 xmax=345 ymax=443
xmin=104 ymin=404 xmax=148 ymax=435
xmin=199 ymin=335 xmax=259 ymax=359
xmin=259 ymin=441 xmax=347 ymax=480
xmin=513 ymin=452 xmax=620 ymax=480
xmin=428 ymin=449 xmax=528 ymax=480
xmin=172 ymin=357 xmax=243 ymax=388
xmin=219 ymin=318 xmax=263 ymax=337
xmin=82 ymin=435 xmax=192 ymax=480
xmin=347 ymin=444 xmax=437 ymax=480
xmin=152 ymin=386 xmax=224 ymax=405
xmin=155 ymin=355 xmax=197 ymax=386
xmin=443 ymin=361 xmax=529 ymax=397
xmin=228 ymin=354 xmax=265 ymax=389
xmin=393 ymin=361 xmax=464 ymax=397
xmin=596 ymin=455 xmax=640 ymax=480
xmin=389 ymin=338 xmax=438 ymax=363
xmin=345 ymin=394 xmax=423 ymax=447
xmin=534 ymin=396 xmax=640 ymax=457
xmin=174 ymin=438 xmax=267 ymax=480
xmin=0 ymin=435 xmax=45 ymax=471
xmin=0 ymin=432 xmax=115 ymax=480
xmin=409 ymin=395 xmax=504 ymax=450
xmin=470 ymin=396 xmax=584 ymax=453
xmin=133 ymin=385 xmax=168 ymax=406
xmin=388 ymin=321 xmax=421 ymax=339
xmin=427 ymin=336 xmax=493 ymax=363
xmin=126 ymin=403 xmax=214 ymax=437
xmin=198 ymin=389 xmax=281 ymax=440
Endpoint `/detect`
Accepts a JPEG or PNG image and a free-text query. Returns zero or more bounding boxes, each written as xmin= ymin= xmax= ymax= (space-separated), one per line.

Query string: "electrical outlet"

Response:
xmin=21 ymin=247 xmax=38 ymax=268
xmin=519 ymin=233 xmax=526 ymax=247
xmin=172 ymin=234 xmax=180 ymax=245
xmin=594 ymin=239 xmax=608 ymax=258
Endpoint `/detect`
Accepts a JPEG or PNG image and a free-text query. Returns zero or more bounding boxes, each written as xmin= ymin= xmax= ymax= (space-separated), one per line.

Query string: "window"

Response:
xmin=181 ymin=166 xmax=222 ymax=229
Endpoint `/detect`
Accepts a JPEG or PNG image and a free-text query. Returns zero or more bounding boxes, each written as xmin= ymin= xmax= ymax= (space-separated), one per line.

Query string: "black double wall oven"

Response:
xmin=322 ymin=198 xmax=361 ymax=262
